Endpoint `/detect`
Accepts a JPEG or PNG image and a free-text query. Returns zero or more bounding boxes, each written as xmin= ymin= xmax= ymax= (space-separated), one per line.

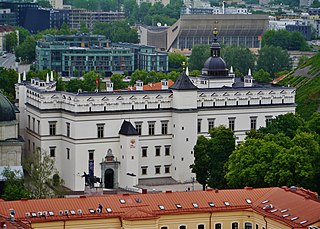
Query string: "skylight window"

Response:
xmin=224 ymin=201 xmax=230 ymax=206
xmin=135 ymin=198 xmax=141 ymax=203
xmin=245 ymin=199 xmax=252 ymax=204
xmin=48 ymin=211 xmax=54 ymax=216
xmin=300 ymin=220 xmax=308 ymax=224
xmin=283 ymin=213 xmax=290 ymax=218
xmin=281 ymin=209 xmax=288 ymax=213
xmin=119 ymin=199 xmax=126 ymax=204
xmin=192 ymin=203 xmax=199 ymax=208
xmin=208 ymin=202 xmax=215 ymax=207
xmin=70 ymin=210 xmax=75 ymax=215
xmin=106 ymin=207 xmax=112 ymax=213
xmin=291 ymin=217 xmax=298 ymax=221
xmin=270 ymin=209 xmax=278 ymax=213
xmin=261 ymin=200 xmax=269 ymax=204
xmin=89 ymin=209 xmax=95 ymax=214
xmin=176 ymin=204 xmax=182 ymax=208
xmin=31 ymin=212 xmax=37 ymax=217
xmin=159 ymin=205 xmax=165 ymax=210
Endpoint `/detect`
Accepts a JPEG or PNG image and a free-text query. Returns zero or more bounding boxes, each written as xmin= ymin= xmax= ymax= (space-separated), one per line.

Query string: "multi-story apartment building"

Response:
xmin=36 ymin=35 xmax=168 ymax=76
xmin=0 ymin=8 xmax=16 ymax=26
xmin=17 ymin=38 xmax=295 ymax=191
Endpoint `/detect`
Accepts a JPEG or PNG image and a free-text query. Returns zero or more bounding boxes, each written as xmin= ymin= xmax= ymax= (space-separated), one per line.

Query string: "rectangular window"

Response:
xmin=142 ymin=147 xmax=147 ymax=157
xmin=208 ymin=118 xmax=215 ymax=132
xmin=28 ymin=139 xmax=30 ymax=151
xmin=49 ymin=121 xmax=56 ymax=135
xmin=141 ymin=166 xmax=147 ymax=175
xmin=265 ymin=116 xmax=273 ymax=126
xmin=32 ymin=142 xmax=35 ymax=153
xmin=228 ymin=118 xmax=235 ymax=131
xmin=245 ymin=223 xmax=253 ymax=229
xmin=32 ymin=117 xmax=35 ymax=131
xmin=198 ymin=225 xmax=205 ymax=229
xmin=215 ymin=224 xmax=222 ymax=229
xmin=28 ymin=115 xmax=30 ymax=128
xmin=66 ymin=122 xmax=70 ymax=137
xmin=161 ymin=121 xmax=168 ymax=135
xmin=180 ymin=226 xmax=186 ymax=229
xmin=250 ymin=117 xmax=257 ymax=130
xmin=232 ymin=222 xmax=239 ymax=229
xmin=155 ymin=166 xmax=161 ymax=174
xmin=37 ymin=120 xmax=40 ymax=134
xmin=148 ymin=122 xmax=155 ymax=135
xmin=197 ymin=119 xmax=202 ymax=133
xmin=66 ymin=148 xmax=70 ymax=160
xmin=165 ymin=145 xmax=170 ymax=156
xmin=97 ymin=124 xmax=104 ymax=138
xmin=135 ymin=122 xmax=142 ymax=135
xmin=50 ymin=147 xmax=56 ymax=157
xmin=165 ymin=165 xmax=170 ymax=174
xmin=155 ymin=146 xmax=161 ymax=156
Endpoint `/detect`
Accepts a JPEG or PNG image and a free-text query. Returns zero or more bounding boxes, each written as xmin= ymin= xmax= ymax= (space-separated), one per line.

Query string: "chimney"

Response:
xmin=50 ymin=71 xmax=54 ymax=81
xmin=46 ymin=73 xmax=50 ymax=83
xmin=23 ymin=71 xmax=26 ymax=81
xmin=244 ymin=68 xmax=253 ymax=87
xmin=106 ymin=81 xmax=114 ymax=92
xmin=18 ymin=72 xmax=21 ymax=83
xmin=136 ymin=80 xmax=143 ymax=91
xmin=161 ymin=79 xmax=168 ymax=90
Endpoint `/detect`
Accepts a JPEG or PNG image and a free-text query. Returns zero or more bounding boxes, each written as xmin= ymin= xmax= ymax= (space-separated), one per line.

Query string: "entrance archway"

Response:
xmin=104 ymin=169 xmax=114 ymax=189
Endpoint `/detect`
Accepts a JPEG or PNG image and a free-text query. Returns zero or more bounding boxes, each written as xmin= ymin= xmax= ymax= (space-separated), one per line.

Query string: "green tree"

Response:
xmin=15 ymin=36 xmax=36 ymax=63
xmin=307 ymin=112 xmax=320 ymax=135
xmin=110 ymin=74 xmax=128 ymax=89
xmin=16 ymin=26 xmax=30 ymax=44
xmin=167 ymin=71 xmax=180 ymax=82
xmin=256 ymin=45 xmax=291 ymax=78
xmin=5 ymin=32 xmax=18 ymax=53
xmin=190 ymin=135 xmax=210 ymax=190
xmin=82 ymin=71 xmax=101 ymax=91
xmin=298 ymin=56 xmax=309 ymax=67
xmin=253 ymin=69 xmax=272 ymax=83
xmin=262 ymin=30 xmax=310 ymax=51
xmin=222 ymin=46 xmax=255 ymax=76
xmin=80 ymin=21 xmax=89 ymax=34
xmin=168 ymin=52 xmax=187 ymax=72
xmin=189 ymin=44 xmax=210 ymax=71
xmin=0 ymin=67 xmax=18 ymax=101
xmin=191 ymin=126 xmax=236 ymax=190
xmin=24 ymin=149 xmax=64 ymax=199
xmin=129 ymin=69 xmax=149 ymax=85
xmin=37 ymin=0 xmax=52 ymax=8
xmin=1 ymin=168 xmax=29 ymax=201
xmin=259 ymin=113 xmax=306 ymax=139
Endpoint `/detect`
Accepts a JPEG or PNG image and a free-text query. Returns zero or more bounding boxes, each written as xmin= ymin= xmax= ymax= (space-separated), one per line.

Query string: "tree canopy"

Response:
xmin=222 ymin=46 xmax=255 ymax=76
xmin=256 ymin=45 xmax=291 ymax=78
xmin=168 ymin=52 xmax=187 ymax=72
xmin=188 ymin=44 xmax=210 ymax=71
xmin=262 ymin=30 xmax=310 ymax=51
xmin=1 ymin=168 xmax=29 ymax=201
xmin=191 ymin=126 xmax=236 ymax=190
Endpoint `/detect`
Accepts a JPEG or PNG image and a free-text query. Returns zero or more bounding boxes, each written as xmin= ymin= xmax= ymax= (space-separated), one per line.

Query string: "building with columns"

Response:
xmin=15 ymin=38 xmax=296 ymax=192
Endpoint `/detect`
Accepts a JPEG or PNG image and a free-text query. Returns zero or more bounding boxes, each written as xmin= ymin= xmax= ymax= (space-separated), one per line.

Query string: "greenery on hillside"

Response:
xmin=278 ymin=53 xmax=320 ymax=120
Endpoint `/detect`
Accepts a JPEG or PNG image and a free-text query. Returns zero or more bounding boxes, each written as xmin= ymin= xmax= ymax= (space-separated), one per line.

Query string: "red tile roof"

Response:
xmin=126 ymin=80 xmax=174 ymax=91
xmin=0 ymin=187 xmax=319 ymax=228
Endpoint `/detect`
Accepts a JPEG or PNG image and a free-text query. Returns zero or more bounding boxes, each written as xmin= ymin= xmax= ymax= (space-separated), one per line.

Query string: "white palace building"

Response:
xmin=15 ymin=36 xmax=296 ymax=192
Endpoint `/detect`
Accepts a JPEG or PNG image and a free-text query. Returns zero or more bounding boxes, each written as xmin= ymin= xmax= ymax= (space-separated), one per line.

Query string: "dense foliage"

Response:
xmin=190 ymin=126 xmax=236 ymax=190
xmin=262 ymin=30 xmax=310 ymax=51
xmin=0 ymin=67 xmax=18 ymax=101
xmin=1 ymin=168 xmax=29 ymax=201
xmin=188 ymin=44 xmax=210 ymax=71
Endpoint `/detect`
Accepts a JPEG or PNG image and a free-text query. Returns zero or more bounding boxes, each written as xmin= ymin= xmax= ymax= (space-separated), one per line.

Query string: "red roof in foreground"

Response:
xmin=125 ymin=80 xmax=174 ymax=91
xmin=0 ymin=187 xmax=319 ymax=228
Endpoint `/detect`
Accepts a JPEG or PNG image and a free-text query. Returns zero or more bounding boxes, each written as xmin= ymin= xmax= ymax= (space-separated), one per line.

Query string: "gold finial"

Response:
xmin=182 ymin=61 xmax=186 ymax=71
xmin=213 ymin=28 xmax=218 ymax=36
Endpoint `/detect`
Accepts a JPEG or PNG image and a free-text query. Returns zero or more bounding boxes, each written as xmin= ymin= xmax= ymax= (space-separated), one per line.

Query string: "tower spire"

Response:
xmin=210 ymin=28 xmax=221 ymax=57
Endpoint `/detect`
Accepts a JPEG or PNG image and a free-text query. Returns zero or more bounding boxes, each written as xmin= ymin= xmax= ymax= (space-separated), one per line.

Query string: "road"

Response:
xmin=0 ymin=53 xmax=30 ymax=73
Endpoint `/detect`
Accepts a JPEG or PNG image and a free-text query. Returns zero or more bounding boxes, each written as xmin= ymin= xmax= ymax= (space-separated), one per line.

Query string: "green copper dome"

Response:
xmin=0 ymin=92 xmax=16 ymax=122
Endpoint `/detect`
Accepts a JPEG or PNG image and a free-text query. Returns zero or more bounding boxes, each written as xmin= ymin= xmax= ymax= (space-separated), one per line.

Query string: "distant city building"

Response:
xmin=137 ymin=0 xmax=170 ymax=6
xmin=0 ymin=8 xmax=16 ymax=26
xmin=20 ymin=36 xmax=295 ymax=191
xmin=139 ymin=14 xmax=269 ymax=52
xmin=0 ymin=25 xmax=15 ymax=51
xmin=49 ymin=0 xmax=63 ymax=9
xmin=68 ymin=9 xmax=126 ymax=30
xmin=309 ymin=7 xmax=320 ymax=15
xmin=181 ymin=6 xmax=248 ymax=15
xmin=2 ymin=187 xmax=320 ymax=228
xmin=286 ymin=23 xmax=312 ymax=40
xmin=300 ymin=0 xmax=314 ymax=7
xmin=259 ymin=0 xmax=271 ymax=5
xmin=36 ymin=34 xmax=168 ymax=76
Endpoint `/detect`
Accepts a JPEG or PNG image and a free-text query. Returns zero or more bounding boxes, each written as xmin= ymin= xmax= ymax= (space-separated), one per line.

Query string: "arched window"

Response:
xmin=245 ymin=222 xmax=253 ymax=229
xmin=180 ymin=226 xmax=186 ymax=229
xmin=161 ymin=227 xmax=168 ymax=229
xmin=198 ymin=225 xmax=205 ymax=229
xmin=232 ymin=222 xmax=239 ymax=229
xmin=215 ymin=223 xmax=222 ymax=229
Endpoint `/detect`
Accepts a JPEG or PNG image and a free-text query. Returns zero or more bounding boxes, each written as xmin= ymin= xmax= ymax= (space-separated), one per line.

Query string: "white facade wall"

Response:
xmin=18 ymin=82 xmax=296 ymax=191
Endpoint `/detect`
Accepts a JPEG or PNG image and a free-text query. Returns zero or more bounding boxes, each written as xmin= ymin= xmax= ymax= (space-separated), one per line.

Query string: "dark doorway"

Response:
xmin=104 ymin=169 xmax=114 ymax=189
